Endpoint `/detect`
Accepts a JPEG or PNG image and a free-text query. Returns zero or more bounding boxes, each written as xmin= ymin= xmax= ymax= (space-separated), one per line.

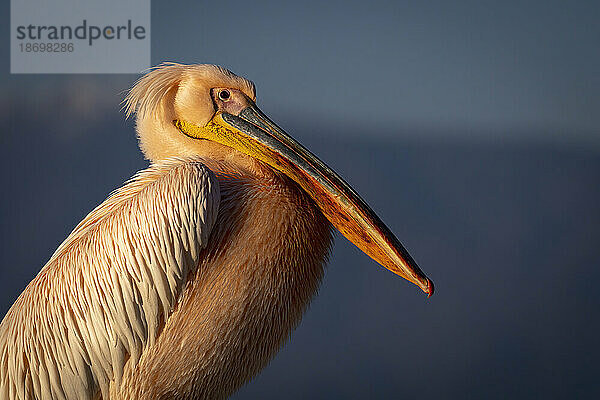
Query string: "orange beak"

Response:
xmin=175 ymin=104 xmax=434 ymax=297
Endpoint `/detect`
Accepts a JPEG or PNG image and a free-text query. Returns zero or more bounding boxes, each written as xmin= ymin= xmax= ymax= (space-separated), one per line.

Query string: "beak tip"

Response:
xmin=423 ymin=277 xmax=434 ymax=298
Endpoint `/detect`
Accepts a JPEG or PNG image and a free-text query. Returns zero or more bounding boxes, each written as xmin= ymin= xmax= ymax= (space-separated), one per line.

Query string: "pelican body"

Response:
xmin=0 ymin=64 xmax=433 ymax=399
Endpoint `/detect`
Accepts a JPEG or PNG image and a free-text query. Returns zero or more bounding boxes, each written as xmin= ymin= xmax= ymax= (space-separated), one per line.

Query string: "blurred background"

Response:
xmin=1 ymin=0 xmax=599 ymax=398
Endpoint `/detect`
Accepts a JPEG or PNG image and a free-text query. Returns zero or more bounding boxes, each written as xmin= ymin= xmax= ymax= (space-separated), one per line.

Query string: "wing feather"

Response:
xmin=0 ymin=157 xmax=220 ymax=400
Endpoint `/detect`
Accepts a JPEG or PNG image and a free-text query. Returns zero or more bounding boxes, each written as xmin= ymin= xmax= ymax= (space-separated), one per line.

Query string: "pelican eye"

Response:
xmin=219 ymin=90 xmax=231 ymax=101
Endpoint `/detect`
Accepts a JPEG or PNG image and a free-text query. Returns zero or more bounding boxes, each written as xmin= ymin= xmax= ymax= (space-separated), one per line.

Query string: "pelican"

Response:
xmin=0 ymin=63 xmax=433 ymax=399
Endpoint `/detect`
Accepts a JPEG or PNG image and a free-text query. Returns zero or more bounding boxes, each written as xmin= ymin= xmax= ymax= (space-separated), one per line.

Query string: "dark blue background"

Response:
xmin=1 ymin=1 xmax=599 ymax=398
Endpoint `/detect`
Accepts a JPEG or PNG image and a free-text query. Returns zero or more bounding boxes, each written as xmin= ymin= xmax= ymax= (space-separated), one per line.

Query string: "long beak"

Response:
xmin=174 ymin=105 xmax=434 ymax=297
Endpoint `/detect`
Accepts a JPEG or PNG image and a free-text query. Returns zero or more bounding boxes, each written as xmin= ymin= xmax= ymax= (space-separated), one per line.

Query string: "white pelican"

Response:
xmin=0 ymin=63 xmax=433 ymax=399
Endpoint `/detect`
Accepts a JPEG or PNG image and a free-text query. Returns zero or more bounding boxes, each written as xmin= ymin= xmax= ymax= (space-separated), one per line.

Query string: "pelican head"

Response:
xmin=125 ymin=63 xmax=433 ymax=296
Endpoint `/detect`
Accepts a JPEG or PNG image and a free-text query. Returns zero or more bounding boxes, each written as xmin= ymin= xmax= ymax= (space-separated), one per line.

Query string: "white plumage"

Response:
xmin=1 ymin=158 xmax=219 ymax=399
